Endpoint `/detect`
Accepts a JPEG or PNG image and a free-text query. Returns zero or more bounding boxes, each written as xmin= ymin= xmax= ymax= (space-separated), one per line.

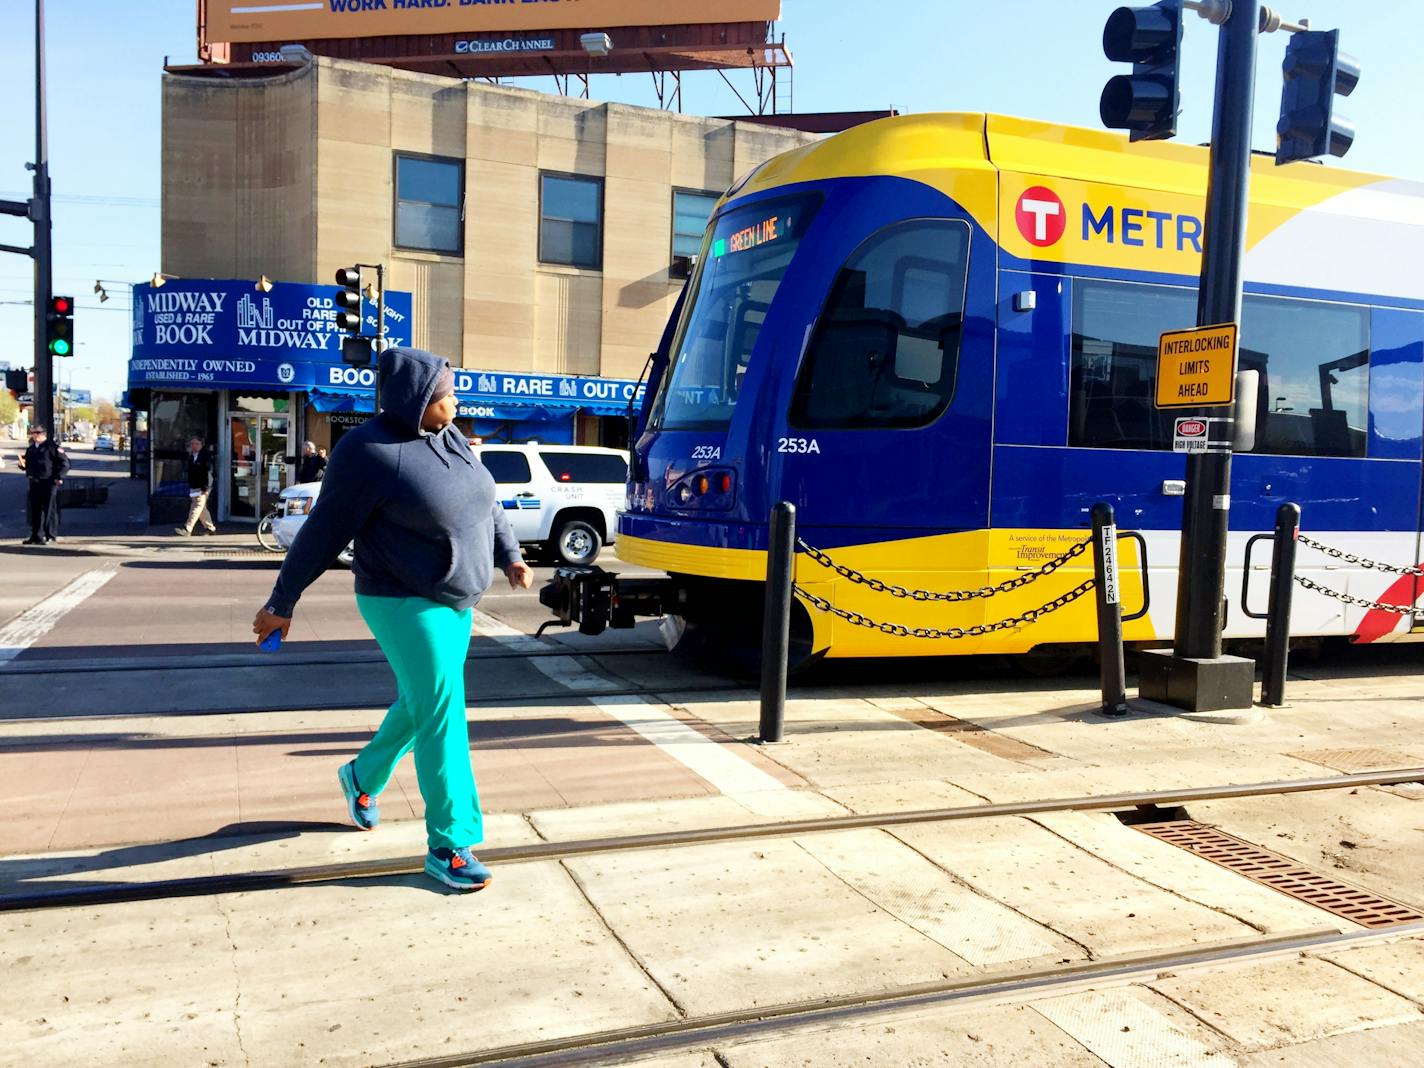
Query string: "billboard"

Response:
xmin=205 ymin=1 xmax=781 ymax=45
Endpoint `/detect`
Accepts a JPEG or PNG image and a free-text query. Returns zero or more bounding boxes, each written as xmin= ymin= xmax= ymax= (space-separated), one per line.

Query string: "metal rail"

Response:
xmin=5 ymin=768 xmax=1419 ymax=914
xmin=0 ymin=643 xmax=667 ymax=677
xmin=0 ymin=681 xmax=755 ymax=726
xmin=383 ymin=923 xmax=1424 ymax=1068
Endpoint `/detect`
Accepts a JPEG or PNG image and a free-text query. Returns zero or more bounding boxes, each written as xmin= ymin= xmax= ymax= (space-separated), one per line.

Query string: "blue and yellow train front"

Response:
xmin=614 ymin=113 xmax=1139 ymax=660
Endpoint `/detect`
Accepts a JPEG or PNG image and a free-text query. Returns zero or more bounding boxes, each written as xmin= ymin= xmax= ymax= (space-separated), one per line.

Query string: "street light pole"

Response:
xmin=31 ymin=0 xmax=55 ymax=436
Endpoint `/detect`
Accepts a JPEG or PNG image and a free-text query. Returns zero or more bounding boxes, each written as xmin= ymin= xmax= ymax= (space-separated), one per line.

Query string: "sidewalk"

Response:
xmin=3 ymin=652 xmax=1423 ymax=1065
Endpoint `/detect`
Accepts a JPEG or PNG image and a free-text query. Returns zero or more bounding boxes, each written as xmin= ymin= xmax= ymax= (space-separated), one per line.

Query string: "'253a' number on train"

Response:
xmin=777 ymin=437 xmax=821 ymax=454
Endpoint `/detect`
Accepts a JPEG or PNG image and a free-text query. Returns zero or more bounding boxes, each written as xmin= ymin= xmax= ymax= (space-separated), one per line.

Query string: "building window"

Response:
xmin=540 ymin=173 xmax=603 ymax=268
xmin=673 ymin=191 xmax=719 ymax=260
xmin=790 ymin=219 xmax=971 ymax=430
xmin=1068 ymin=280 xmax=1370 ymax=457
xmin=395 ymin=154 xmax=463 ymax=254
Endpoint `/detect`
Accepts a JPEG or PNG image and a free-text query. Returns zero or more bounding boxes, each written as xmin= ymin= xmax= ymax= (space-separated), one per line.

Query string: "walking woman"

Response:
xmin=252 ymin=348 xmax=532 ymax=892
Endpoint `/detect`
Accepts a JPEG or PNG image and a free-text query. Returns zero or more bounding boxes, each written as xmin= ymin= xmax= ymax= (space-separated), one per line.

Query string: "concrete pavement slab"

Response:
xmin=1030 ymin=812 xmax=1348 ymax=935
xmin=890 ymin=817 xmax=1257 ymax=956
xmin=1315 ymin=935 xmax=1424 ymax=1004
xmin=1031 ymin=986 xmax=1238 ymax=1067
xmin=3 ymin=861 xmax=680 ymax=1068
xmin=566 ymin=836 xmax=973 ymax=1016
xmin=1239 ymin=1020 xmax=1424 ymax=1065
xmin=0 ymin=893 xmax=246 ymax=1067
xmin=228 ymin=865 xmax=680 ymax=1065
xmin=719 ymin=1003 xmax=1107 ymax=1067
xmin=795 ymin=828 xmax=1085 ymax=968
xmin=1151 ymin=955 xmax=1423 ymax=1049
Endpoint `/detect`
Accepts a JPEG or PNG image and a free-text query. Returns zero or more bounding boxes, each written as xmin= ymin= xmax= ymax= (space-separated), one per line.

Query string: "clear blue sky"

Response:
xmin=0 ymin=0 xmax=1417 ymax=402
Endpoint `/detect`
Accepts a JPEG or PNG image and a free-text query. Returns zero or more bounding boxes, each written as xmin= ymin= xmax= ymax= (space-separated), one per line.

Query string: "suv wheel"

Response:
xmin=552 ymin=520 xmax=601 ymax=565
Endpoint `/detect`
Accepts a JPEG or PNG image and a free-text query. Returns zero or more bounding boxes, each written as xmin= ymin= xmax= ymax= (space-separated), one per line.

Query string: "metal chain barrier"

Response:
xmin=793 ymin=578 xmax=1097 ymax=640
xmin=1296 ymin=533 xmax=1424 ymax=577
xmin=795 ymin=536 xmax=1092 ymax=602
xmin=1294 ymin=574 xmax=1423 ymax=617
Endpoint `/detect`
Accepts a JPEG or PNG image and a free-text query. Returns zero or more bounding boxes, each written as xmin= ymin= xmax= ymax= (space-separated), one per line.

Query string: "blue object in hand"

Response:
xmin=260 ymin=630 xmax=283 ymax=653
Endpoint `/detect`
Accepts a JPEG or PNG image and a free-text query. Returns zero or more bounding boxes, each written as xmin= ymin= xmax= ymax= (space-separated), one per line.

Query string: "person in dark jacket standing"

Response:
xmin=18 ymin=424 xmax=69 ymax=545
xmin=296 ymin=441 xmax=326 ymax=483
xmin=252 ymin=347 xmax=532 ymax=892
xmin=175 ymin=436 xmax=217 ymax=536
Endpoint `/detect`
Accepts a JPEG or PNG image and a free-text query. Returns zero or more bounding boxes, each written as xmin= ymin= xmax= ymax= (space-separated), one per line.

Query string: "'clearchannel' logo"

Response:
xmin=454 ymin=36 xmax=555 ymax=55
xmin=1013 ymin=187 xmax=1204 ymax=253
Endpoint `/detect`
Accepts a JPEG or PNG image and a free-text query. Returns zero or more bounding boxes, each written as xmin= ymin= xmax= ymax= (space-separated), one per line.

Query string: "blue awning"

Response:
xmin=310 ymin=389 xmax=376 ymax=414
xmin=579 ymin=401 xmax=635 ymax=417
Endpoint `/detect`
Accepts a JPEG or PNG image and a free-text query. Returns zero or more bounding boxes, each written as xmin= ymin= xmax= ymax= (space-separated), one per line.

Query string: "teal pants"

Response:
xmin=354 ymin=594 xmax=482 ymax=850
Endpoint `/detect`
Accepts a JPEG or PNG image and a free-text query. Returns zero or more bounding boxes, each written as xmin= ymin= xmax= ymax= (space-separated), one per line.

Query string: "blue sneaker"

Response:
xmin=337 ymin=761 xmax=379 ymax=831
xmin=425 ymin=847 xmax=492 ymax=891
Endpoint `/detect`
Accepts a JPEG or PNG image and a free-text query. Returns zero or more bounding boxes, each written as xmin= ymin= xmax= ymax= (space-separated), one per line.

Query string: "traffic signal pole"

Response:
xmin=1173 ymin=0 xmax=1258 ymax=659
xmin=32 ymin=0 xmax=55 ymax=435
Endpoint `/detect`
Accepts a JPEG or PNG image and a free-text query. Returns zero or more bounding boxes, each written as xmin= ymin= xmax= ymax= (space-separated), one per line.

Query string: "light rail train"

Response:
xmin=544 ymin=113 xmax=1424 ymax=665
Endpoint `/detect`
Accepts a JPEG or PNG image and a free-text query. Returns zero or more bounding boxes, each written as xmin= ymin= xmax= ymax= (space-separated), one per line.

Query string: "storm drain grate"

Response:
xmin=1134 ymin=820 xmax=1423 ymax=929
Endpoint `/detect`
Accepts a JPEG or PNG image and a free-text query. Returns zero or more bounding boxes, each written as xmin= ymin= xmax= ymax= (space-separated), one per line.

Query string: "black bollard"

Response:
xmin=1092 ymin=502 xmax=1129 ymax=717
xmin=758 ymin=502 xmax=796 ymax=743
xmin=1261 ymin=503 xmax=1300 ymax=707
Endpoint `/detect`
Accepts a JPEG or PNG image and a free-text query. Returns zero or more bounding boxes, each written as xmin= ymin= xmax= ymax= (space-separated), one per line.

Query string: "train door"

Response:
xmin=775 ymin=216 xmax=994 ymax=541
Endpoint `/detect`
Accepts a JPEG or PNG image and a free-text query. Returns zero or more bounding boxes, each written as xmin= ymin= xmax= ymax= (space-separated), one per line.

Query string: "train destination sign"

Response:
xmin=1154 ymin=322 xmax=1238 ymax=409
xmin=714 ymin=213 xmax=793 ymax=258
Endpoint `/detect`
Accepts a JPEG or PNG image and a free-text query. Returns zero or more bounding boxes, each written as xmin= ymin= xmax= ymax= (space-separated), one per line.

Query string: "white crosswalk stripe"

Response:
xmin=0 ymin=568 xmax=117 ymax=663
xmin=469 ymin=607 xmax=786 ymax=794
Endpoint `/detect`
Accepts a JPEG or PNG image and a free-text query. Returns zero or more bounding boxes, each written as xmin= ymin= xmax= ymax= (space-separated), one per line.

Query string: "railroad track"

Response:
xmin=383 ymin=922 xmax=1424 ymax=1067
xmin=6 ymin=767 xmax=1420 ymax=913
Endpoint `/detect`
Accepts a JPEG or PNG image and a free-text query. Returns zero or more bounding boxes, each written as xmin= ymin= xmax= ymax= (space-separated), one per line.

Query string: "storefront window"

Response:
xmin=149 ymin=392 xmax=216 ymax=497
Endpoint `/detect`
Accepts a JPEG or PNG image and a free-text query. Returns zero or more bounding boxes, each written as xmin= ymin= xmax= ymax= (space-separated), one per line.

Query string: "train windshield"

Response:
xmin=649 ymin=194 xmax=820 ymax=431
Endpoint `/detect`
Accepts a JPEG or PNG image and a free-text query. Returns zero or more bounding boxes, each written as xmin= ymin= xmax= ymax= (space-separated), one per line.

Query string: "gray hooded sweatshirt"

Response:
xmin=265 ymin=347 xmax=520 ymax=617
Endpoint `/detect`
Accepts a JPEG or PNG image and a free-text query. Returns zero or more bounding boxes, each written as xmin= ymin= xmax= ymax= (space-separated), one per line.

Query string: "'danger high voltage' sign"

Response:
xmin=206 ymin=1 xmax=782 ymax=44
xmin=1155 ymin=323 xmax=1239 ymax=409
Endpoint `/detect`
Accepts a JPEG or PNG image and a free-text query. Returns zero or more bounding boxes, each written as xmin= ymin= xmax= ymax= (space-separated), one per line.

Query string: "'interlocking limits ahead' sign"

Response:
xmin=1155 ymin=323 xmax=1239 ymax=409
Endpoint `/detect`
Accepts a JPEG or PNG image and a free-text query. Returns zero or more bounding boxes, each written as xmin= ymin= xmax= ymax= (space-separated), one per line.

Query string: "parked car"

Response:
xmin=273 ymin=443 xmax=628 ymax=568
xmin=272 ymin=482 xmax=354 ymax=567
xmin=471 ymin=443 xmax=628 ymax=565
xmin=94 ymin=434 xmax=116 ymax=452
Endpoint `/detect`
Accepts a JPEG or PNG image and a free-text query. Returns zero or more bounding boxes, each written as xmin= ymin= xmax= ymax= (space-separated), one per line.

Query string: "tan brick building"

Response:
xmin=158 ymin=57 xmax=816 ymax=449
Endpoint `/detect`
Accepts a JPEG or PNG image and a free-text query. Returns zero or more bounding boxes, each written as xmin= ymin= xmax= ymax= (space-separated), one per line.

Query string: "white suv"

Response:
xmin=273 ymin=443 xmax=627 ymax=567
xmin=473 ymin=443 xmax=627 ymax=565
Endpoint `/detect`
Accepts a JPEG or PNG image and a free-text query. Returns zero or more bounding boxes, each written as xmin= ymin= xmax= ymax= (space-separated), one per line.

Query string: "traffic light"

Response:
xmin=1276 ymin=29 xmax=1360 ymax=164
xmin=46 ymin=295 xmax=75 ymax=357
xmin=1099 ymin=1 xmax=1183 ymax=142
xmin=334 ymin=267 xmax=363 ymax=335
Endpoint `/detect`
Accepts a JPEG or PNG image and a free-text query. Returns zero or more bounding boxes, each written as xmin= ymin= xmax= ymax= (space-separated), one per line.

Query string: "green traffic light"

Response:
xmin=50 ymin=339 xmax=71 ymax=356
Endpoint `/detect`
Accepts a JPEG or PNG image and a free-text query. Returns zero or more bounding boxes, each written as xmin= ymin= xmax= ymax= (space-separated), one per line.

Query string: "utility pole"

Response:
xmin=0 ymin=1 xmax=53 ymax=434
xmin=32 ymin=0 xmax=55 ymax=436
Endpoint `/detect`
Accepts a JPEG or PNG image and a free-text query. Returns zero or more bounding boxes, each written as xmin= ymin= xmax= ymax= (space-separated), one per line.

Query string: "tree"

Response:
xmin=96 ymin=398 xmax=122 ymax=430
xmin=0 ymin=390 xmax=18 ymax=431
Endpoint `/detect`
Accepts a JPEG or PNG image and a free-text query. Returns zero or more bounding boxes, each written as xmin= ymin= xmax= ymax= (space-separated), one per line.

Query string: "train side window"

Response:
xmin=790 ymin=219 xmax=970 ymax=430
xmin=1070 ymin=280 xmax=1371 ymax=458
xmin=1069 ymin=280 xmax=1197 ymax=450
xmin=1241 ymin=295 xmax=1369 ymax=458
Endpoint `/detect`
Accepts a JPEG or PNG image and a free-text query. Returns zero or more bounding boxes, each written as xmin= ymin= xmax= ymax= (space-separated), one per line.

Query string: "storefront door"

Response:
xmin=228 ymin=413 xmax=290 ymax=521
